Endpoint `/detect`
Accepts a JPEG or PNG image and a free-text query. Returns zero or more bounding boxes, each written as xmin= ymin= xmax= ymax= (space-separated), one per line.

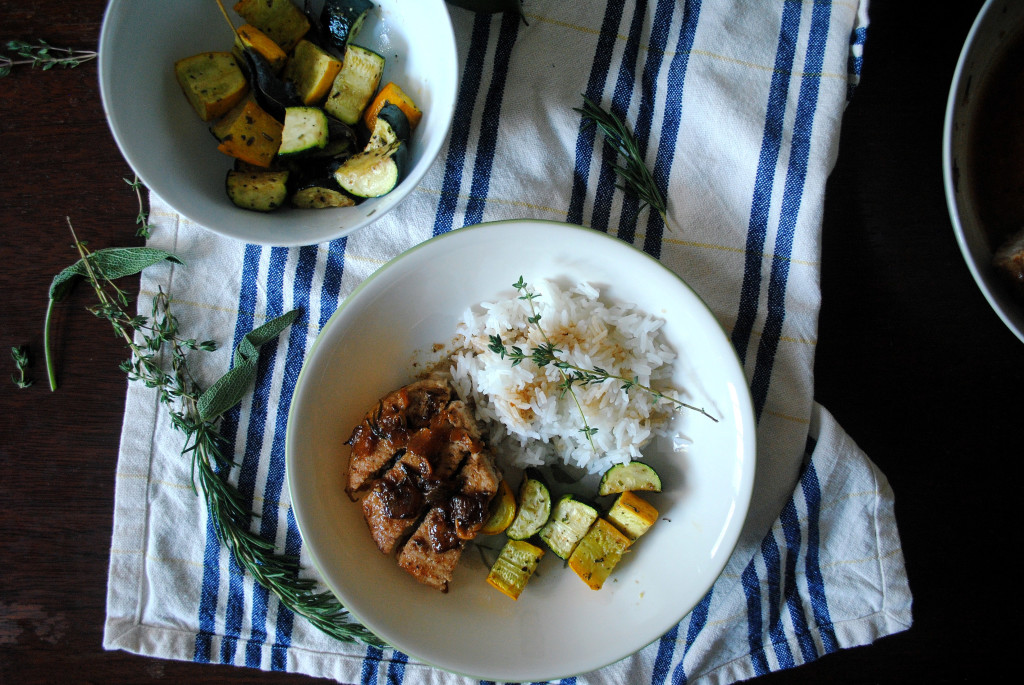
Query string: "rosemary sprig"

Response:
xmin=575 ymin=95 xmax=676 ymax=232
xmin=10 ymin=346 xmax=32 ymax=388
xmin=487 ymin=278 xmax=718 ymax=443
xmin=50 ymin=219 xmax=381 ymax=646
xmin=0 ymin=39 xmax=97 ymax=76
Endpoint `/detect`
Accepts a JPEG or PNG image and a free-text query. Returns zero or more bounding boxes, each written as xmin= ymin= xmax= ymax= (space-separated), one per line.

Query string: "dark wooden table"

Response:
xmin=1 ymin=1 xmax=1017 ymax=683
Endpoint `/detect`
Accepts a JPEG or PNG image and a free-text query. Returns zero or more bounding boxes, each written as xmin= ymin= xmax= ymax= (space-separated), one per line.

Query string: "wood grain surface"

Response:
xmin=0 ymin=1 xmax=1017 ymax=683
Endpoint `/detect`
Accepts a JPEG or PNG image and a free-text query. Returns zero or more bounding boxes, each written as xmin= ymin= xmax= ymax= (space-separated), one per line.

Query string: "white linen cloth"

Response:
xmin=104 ymin=1 xmax=912 ymax=683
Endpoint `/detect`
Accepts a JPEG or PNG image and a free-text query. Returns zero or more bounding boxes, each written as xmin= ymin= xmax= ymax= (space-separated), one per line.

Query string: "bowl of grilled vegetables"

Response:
xmin=99 ymin=0 xmax=458 ymax=246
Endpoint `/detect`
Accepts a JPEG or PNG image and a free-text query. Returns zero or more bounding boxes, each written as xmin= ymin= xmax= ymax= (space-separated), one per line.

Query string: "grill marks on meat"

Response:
xmin=346 ymin=377 xmax=500 ymax=592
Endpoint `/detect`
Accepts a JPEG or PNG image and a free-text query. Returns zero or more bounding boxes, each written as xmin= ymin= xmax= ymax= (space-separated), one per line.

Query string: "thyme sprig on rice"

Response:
xmin=487 ymin=278 xmax=717 ymax=453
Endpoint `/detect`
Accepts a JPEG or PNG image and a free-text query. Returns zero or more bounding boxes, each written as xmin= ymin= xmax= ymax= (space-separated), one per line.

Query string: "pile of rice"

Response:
xmin=449 ymin=279 xmax=680 ymax=475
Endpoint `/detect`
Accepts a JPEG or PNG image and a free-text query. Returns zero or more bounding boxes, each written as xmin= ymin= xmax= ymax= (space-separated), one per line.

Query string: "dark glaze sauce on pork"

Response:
xmin=345 ymin=377 xmax=501 ymax=592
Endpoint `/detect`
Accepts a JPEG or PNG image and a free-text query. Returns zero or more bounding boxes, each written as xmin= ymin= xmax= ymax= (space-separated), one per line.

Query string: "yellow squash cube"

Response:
xmin=607 ymin=490 xmax=658 ymax=541
xmin=233 ymin=0 xmax=310 ymax=52
xmin=174 ymin=51 xmax=249 ymax=121
xmin=283 ymin=40 xmax=344 ymax=105
xmin=568 ymin=518 xmax=631 ymax=590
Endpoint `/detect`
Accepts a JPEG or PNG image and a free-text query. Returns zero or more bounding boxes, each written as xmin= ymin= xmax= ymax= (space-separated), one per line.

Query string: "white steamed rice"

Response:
xmin=449 ymin=279 xmax=679 ymax=475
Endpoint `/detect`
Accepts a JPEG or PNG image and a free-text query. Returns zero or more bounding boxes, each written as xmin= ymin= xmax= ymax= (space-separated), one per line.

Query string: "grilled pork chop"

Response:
xmin=346 ymin=377 xmax=501 ymax=592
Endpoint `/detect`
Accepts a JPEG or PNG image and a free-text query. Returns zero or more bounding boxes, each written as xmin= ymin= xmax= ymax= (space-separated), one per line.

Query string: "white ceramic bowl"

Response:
xmin=98 ymin=0 xmax=457 ymax=247
xmin=286 ymin=220 xmax=756 ymax=681
xmin=944 ymin=0 xmax=1024 ymax=343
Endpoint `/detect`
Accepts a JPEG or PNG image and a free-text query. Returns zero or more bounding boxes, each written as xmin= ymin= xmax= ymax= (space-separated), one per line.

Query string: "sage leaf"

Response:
xmin=197 ymin=309 xmax=302 ymax=422
xmin=49 ymin=247 xmax=183 ymax=301
xmin=45 ymin=246 xmax=182 ymax=391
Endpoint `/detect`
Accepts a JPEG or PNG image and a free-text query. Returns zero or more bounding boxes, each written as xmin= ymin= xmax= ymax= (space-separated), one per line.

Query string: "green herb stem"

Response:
xmin=488 ymin=277 xmax=717 ymax=453
xmin=0 ymin=39 xmax=97 ymax=76
xmin=10 ymin=346 xmax=32 ymax=388
xmin=575 ymin=95 xmax=676 ymax=232
xmin=48 ymin=211 xmax=379 ymax=645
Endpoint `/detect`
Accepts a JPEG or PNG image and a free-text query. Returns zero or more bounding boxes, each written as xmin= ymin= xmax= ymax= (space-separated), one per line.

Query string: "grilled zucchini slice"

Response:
xmin=538 ymin=495 xmax=598 ymax=560
xmin=505 ymin=473 xmax=551 ymax=541
xmin=279 ymin=106 xmax=330 ymax=157
xmin=226 ymin=169 xmax=290 ymax=212
xmin=321 ymin=0 xmax=375 ymax=55
xmin=366 ymin=102 xmax=411 ymax=150
xmin=486 ymin=539 xmax=544 ymax=600
xmin=323 ymin=45 xmax=385 ymax=125
xmin=597 ymin=461 xmax=662 ymax=497
xmin=332 ymin=140 xmax=406 ymax=198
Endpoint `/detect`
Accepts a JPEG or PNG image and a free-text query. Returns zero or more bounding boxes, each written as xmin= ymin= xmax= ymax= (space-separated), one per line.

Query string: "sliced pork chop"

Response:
xmin=345 ymin=377 xmax=451 ymax=496
xmin=396 ymin=508 xmax=466 ymax=593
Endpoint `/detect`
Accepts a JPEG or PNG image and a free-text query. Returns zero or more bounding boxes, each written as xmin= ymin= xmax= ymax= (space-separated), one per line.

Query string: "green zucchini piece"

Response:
xmin=291 ymin=183 xmax=356 ymax=208
xmin=367 ymin=102 xmax=411 ymax=150
xmin=597 ymin=461 xmax=662 ymax=497
xmin=333 ymin=140 xmax=406 ymax=198
xmin=538 ymin=494 xmax=598 ymax=560
xmin=323 ymin=45 xmax=385 ymax=125
xmin=279 ymin=106 xmax=330 ymax=157
xmin=226 ymin=169 xmax=289 ymax=212
xmin=505 ymin=474 xmax=551 ymax=541
xmin=486 ymin=539 xmax=544 ymax=600
xmin=321 ymin=0 xmax=375 ymax=55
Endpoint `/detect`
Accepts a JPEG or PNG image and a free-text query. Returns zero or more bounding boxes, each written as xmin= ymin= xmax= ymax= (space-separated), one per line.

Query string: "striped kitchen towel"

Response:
xmin=104 ymin=0 xmax=912 ymax=683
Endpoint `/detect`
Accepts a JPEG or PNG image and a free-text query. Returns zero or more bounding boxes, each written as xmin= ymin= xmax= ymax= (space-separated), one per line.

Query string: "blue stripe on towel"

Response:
xmin=270 ymin=507 xmax=303 ymax=671
xmin=780 ymin=498 xmax=816 ymax=662
xmin=847 ymin=25 xmax=866 ymax=100
xmin=730 ymin=1 xmax=802 ymax=365
xmin=590 ymin=0 xmax=648 ymax=234
xmin=361 ymin=645 xmax=383 ymax=684
xmin=194 ymin=243 xmax=263 ymax=664
xmin=748 ymin=0 xmax=830 ymax=419
xmin=433 ymin=13 xmax=491 ymax=236
xmin=741 ymin=558 xmax=769 ymax=676
xmin=801 ymin=461 xmax=838 ymax=653
xmin=643 ymin=0 xmax=701 ymax=258
xmin=463 ymin=10 xmax=522 ymax=226
xmin=761 ymin=531 xmax=795 ymax=669
xmin=651 ymin=621 xmax=678 ymax=684
xmin=318 ymin=237 xmax=348 ymax=330
xmin=670 ymin=588 xmax=713 ymax=684
xmin=615 ymin=0 xmax=675 ymax=245
xmin=566 ymin=0 xmax=627 ymax=227
xmin=386 ymin=649 xmax=408 ymax=684
xmin=247 ymin=244 xmax=319 ymax=663
xmin=229 ymin=246 xmax=289 ymax=665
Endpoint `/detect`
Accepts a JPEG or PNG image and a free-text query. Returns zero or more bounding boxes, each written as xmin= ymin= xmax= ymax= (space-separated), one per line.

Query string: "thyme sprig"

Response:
xmin=50 ymin=219 xmax=381 ymax=646
xmin=10 ymin=346 xmax=32 ymax=388
xmin=125 ymin=176 xmax=154 ymax=238
xmin=575 ymin=95 xmax=676 ymax=232
xmin=488 ymin=278 xmax=600 ymax=447
xmin=0 ymin=39 xmax=97 ymax=76
xmin=487 ymin=278 xmax=718 ymax=447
